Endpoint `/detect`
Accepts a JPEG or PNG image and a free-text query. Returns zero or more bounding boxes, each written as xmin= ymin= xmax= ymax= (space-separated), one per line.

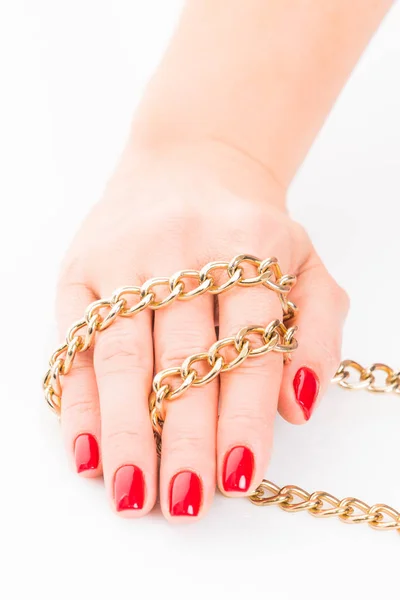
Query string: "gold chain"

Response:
xmin=249 ymin=482 xmax=400 ymax=531
xmin=43 ymin=254 xmax=400 ymax=533
xmin=149 ymin=318 xmax=297 ymax=455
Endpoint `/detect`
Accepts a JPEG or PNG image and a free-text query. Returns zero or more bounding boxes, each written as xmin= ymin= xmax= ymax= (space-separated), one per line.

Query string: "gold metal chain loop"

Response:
xmin=43 ymin=254 xmax=400 ymax=535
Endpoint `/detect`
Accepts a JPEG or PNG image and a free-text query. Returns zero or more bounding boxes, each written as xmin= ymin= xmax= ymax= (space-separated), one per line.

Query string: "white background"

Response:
xmin=1 ymin=1 xmax=400 ymax=598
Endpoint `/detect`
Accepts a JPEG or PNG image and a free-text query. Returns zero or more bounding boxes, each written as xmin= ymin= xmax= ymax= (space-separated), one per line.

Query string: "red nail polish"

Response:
xmin=169 ymin=471 xmax=202 ymax=517
xmin=114 ymin=465 xmax=145 ymax=511
xmin=74 ymin=434 xmax=99 ymax=473
xmin=223 ymin=446 xmax=254 ymax=492
xmin=293 ymin=367 xmax=320 ymax=420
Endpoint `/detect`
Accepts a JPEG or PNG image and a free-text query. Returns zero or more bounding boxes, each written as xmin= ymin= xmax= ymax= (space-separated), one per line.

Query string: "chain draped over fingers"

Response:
xmin=46 ymin=254 xmax=400 ymax=533
xmin=44 ymin=254 xmax=297 ymax=415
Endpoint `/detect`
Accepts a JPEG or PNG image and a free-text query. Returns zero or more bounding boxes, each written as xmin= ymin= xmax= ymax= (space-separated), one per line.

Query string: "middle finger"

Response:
xmin=217 ymin=285 xmax=283 ymax=496
xmin=154 ymin=295 xmax=218 ymax=521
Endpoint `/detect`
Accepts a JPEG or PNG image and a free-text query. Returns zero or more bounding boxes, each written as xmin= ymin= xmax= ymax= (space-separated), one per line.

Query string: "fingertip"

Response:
xmin=106 ymin=462 xmax=158 ymax=518
xmin=218 ymin=444 xmax=257 ymax=496
xmin=112 ymin=504 xmax=155 ymax=519
xmin=161 ymin=468 xmax=211 ymax=522
xmin=293 ymin=367 xmax=320 ymax=420
xmin=278 ymin=364 xmax=321 ymax=424
xmin=74 ymin=432 xmax=103 ymax=476
xmin=76 ymin=467 xmax=103 ymax=479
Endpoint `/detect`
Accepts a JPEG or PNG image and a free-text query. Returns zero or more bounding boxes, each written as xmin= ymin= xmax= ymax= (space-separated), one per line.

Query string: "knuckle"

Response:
xmin=231 ymin=355 xmax=280 ymax=376
xmin=221 ymin=406 xmax=269 ymax=435
xmin=290 ymin=219 xmax=308 ymax=242
xmin=95 ymin=329 xmax=151 ymax=376
xmin=306 ymin=266 xmax=351 ymax=317
xmin=306 ymin=333 xmax=341 ymax=371
xmin=317 ymin=339 xmax=341 ymax=369
xmin=159 ymin=335 xmax=210 ymax=368
xmin=324 ymin=275 xmax=350 ymax=313
xmin=56 ymin=280 xmax=90 ymax=324
xmin=103 ymin=428 xmax=145 ymax=450
xmin=327 ymin=281 xmax=350 ymax=318
xmin=164 ymin=429 xmax=206 ymax=458
xmin=335 ymin=284 xmax=350 ymax=314
xmin=70 ymin=352 xmax=94 ymax=372
xmin=62 ymin=396 xmax=99 ymax=419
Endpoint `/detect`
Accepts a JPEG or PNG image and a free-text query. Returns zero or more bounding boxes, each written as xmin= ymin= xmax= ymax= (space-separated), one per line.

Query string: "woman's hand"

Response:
xmin=56 ymin=142 xmax=349 ymax=521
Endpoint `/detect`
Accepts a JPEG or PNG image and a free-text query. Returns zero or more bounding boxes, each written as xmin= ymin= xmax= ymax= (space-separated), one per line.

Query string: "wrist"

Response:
xmin=124 ymin=135 xmax=287 ymax=213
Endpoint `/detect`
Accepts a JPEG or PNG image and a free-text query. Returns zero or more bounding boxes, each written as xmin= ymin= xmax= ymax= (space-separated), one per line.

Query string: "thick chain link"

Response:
xmin=249 ymin=482 xmax=400 ymax=531
xmin=43 ymin=254 xmax=400 ymax=534
xmin=332 ymin=359 xmax=400 ymax=394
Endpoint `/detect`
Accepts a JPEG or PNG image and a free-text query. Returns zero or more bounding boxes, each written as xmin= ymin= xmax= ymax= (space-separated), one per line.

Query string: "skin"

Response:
xmin=56 ymin=0 xmax=393 ymax=521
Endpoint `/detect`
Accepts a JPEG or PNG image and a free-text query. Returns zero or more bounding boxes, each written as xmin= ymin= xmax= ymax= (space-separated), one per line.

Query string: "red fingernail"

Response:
xmin=293 ymin=367 xmax=320 ymax=420
xmin=169 ymin=471 xmax=202 ymax=517
xmin=74 ymin=434 xmax=99 ymax=473
xmin=114 ymin=465 xmax=145 ymax=511
xmin=222 ymin=446 xmax=254 ymax=492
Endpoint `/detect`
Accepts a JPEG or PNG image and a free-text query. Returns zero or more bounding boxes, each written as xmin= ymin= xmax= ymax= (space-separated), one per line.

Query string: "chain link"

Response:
xmin=249 ymin=482 xmax=400 ymax=531
xmin=43 ymin=254 xmax=400 ymax=534
xmin=332 ymin=359 xmax=400 ymax=394
xmin=149 ymin=318 xmax=297 ymax=430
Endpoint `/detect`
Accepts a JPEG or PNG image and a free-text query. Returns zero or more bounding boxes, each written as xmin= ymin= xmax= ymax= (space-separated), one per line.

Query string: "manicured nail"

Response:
xmin=114 ymin=465 xmax=145 ymax=511
xmin=169 ymin=471 xmax=202 ymax=517
xmin=74 ymin=433 xmax=99 ymax=473
xmin=293 ymin=367 xmax=320 ymax=420
xmin=222 ymin=446 xmax=254 ymax=492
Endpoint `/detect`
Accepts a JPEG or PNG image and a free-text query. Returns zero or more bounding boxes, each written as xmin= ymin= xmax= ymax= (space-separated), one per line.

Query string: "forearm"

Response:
xmin=133 ymin=0 xmax=393 ymax=188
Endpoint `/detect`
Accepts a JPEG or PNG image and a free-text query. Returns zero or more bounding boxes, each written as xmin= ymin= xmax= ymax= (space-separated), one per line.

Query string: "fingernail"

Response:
xmin=74 ymin=434 xmax=99 ymax=473
xmin=293 ymin=367 xmax=320 ymax=420
xmin=222 ymin=446 xmax=254 ymax=492
xmin=114 ymin=465 xmax=145 ymax=511
xmin=169 ymin=471 xmax=202 ymax=517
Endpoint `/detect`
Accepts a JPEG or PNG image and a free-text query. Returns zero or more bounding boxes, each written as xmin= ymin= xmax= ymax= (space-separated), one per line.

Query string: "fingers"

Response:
xmin=93 ymin=309 xmax=157 ymax=517
xmin=217 ymin=286 xmax=283 ymax=496
xmin=278 ymin=257 xmax=349 ymax=424
xmin=56 ymin=282 xmax=102 ymax=478
xmin=154 ymin=296 xmax=218 ymax=522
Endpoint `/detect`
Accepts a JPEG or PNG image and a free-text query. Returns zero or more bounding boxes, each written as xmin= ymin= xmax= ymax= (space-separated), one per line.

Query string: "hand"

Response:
xmin=56 ymin=142 xmax=349 ymax=521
